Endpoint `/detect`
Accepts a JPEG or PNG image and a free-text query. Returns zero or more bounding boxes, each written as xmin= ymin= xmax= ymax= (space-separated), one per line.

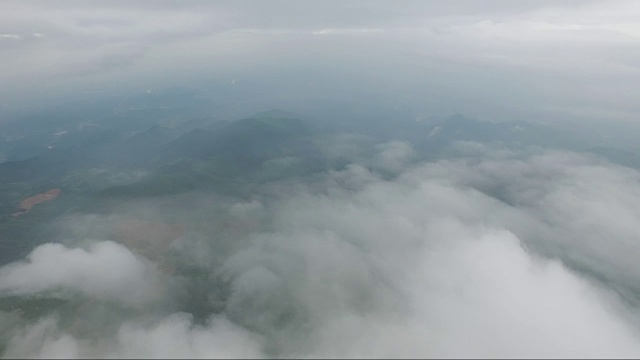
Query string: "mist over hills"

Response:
xmin=1 ymin=85 xmax=640 ymax=358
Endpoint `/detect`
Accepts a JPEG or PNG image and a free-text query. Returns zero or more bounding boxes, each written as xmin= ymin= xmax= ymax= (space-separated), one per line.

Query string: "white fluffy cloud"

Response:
xmin=3 ymin=314 xmax=264 ymax=359
xmin=0 ymin=241 xmax=162 ymax=306
xmin=111 ymin=314 xmax=264 ymax=359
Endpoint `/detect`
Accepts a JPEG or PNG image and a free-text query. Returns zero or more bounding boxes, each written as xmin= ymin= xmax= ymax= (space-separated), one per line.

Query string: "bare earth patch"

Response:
xmin=12 ymin=189 xmax=61 ymax=217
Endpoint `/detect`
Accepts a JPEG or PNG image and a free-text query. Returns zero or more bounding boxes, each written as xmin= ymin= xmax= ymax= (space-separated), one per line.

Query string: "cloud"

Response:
xmin=206 ymin=146 xmax=640 ymax=357
xmin=417 ymin=146 xmax=640 ymax=298
xmin=3 ymin=313 xmax=264 ymax=358
xmin=3 ymin=145 xmax=640 ymax=357
xmin=111 ymin=314 xmax=264 ymax=358
xmin=372 ymin=140 xmax=415 ymax=173
xmin=0 ymin=241 xmax=163 ymax=306
xmin=1 ymin=1 xmax=640 ymax=124
xmin=297 ymin=231 xmax=640 ymax=358
xmin=0 ymin=34 xmax=21 ymax=40
xmin=311 ymin=28 xmax=384 ymax=36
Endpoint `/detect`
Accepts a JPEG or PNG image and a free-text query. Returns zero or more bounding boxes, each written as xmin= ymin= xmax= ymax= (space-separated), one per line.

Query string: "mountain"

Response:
xmin=99 ymin=115 xmax=323 ymax=198
xmin=588 ymin=147 xmax=640 ymax=169
xmin=157 ymin=116 xmax=316 ymax=163
xmin=412 ymin=114 xmax=587 ymax=154
xmin=0 ymin=107 xmax=632 ymax=270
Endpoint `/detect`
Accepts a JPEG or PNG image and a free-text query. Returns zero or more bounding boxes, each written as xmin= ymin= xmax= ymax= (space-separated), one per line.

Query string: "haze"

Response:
xmin=1 ymin=1 xmax=640 ymax=359
xmin=1 ymin=1 xmax=639 ymax=123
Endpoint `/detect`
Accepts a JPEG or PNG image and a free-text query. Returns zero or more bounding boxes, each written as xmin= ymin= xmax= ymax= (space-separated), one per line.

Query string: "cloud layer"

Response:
xmin=1 ymin=1 xmax=639 ymax=123
xmin=0 ymin=241 xmax=162 ymax=306
xmin=2 ymin=144 xmax=640 ymax=357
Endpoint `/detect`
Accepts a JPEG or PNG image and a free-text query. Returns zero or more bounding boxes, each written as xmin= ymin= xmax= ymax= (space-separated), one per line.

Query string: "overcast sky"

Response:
xmin=1 ymin=0 xmax=639 ymax=123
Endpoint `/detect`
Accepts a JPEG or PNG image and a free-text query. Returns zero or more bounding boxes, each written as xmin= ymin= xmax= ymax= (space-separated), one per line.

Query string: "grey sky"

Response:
xmin=0 ymin=0 xmax=638 ymax=123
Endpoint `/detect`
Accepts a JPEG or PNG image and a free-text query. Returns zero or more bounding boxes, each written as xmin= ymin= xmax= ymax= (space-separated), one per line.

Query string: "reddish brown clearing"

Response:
xmin=12 ymin=188 xmax=61 ymax=217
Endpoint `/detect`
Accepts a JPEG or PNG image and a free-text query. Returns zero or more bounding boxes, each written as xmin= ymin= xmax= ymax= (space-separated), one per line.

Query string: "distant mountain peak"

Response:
xmin=442 ymin=113 xmax=477 ymax=125
xmin=251 ymin=109 xmax=302 ymax=120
